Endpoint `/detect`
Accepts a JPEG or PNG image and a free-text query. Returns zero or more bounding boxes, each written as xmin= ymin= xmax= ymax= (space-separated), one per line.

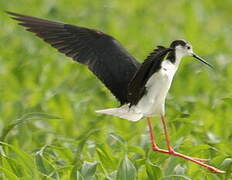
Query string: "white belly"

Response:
xmin=132 ymin=60 xmax=177 ymax=117
xmin=96 ymin=60 xmax=179 ymax=121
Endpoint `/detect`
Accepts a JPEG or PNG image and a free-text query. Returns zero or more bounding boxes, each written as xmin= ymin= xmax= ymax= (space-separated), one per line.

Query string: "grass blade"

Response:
xmin=117 ymin=156 xmax=136 ymax=180
xmin=146 ymin=161 xmax=163 ymax=180
xmin=80 ymin=161 xmax=98 ymax=179
xmin=0 ymin=112 xmax=61 ymax=141
xmin=0 ymin=167 xmax=19 ymax=180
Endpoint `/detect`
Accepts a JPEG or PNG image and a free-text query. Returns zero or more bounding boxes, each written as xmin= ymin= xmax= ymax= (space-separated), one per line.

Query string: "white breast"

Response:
xmin=132 ymin=60 xmax=178 ymax=117
xmin=96 ymin=52 xmax=184 ymax=122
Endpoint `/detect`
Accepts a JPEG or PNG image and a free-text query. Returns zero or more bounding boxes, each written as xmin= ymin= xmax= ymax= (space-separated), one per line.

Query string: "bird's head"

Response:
xmin=170 ymin=39 xmax=213 ymax=68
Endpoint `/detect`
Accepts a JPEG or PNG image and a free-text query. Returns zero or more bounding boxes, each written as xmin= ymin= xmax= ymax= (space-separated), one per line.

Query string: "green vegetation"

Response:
xmin=0 ymin=0 xmax=232 ymax=179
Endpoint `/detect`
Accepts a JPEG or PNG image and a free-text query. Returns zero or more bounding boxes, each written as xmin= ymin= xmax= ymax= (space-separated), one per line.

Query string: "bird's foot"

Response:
xmin=151 ymin=146 xmax=225 ymax=174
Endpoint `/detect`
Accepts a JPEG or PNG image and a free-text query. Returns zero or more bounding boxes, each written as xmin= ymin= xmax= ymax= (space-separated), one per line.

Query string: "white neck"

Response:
xmin=174 ymin=50 xmax=185 ymax=68
xmin=162 ymin=51 xmax=183 ymax=73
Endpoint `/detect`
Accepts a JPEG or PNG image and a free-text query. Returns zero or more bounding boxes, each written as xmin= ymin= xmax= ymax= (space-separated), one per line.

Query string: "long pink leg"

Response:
xmin=147 ymin=117 xmax=206 ymax=160
xmin=159 ymin=115 xmax=208 ymax=162
xmin=147 ymin=117 xmax=225 ymax=173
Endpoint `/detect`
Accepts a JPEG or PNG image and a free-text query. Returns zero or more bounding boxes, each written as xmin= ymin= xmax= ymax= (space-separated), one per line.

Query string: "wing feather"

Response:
xmin=128 ymin=46 xmax=173 ymax=106
xmin=7 ymin=11 xmax=141 ymax=104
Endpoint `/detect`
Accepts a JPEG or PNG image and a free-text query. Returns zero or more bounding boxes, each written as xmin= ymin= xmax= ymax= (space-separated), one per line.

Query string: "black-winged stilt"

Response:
xmin=7 ymin=11 xmax=224 ymax=173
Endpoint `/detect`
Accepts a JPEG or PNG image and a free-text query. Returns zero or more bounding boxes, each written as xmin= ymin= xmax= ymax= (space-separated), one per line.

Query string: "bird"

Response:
xmin=7 ymin=11 xmax=224 ymax=173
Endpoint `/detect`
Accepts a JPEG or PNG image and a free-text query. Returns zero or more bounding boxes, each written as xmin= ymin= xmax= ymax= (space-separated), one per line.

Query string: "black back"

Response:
xmin=7 ymin=12 xmax=141 ymax=104
xmin=127 ymin=46 xmax=173 ymax=106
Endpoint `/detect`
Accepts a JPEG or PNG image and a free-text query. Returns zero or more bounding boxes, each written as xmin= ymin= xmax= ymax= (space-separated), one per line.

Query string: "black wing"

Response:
xmin=7 ymin=11 xmax=140 ymax=104
xmin=127 ymin=46 xmax=173 ymax=106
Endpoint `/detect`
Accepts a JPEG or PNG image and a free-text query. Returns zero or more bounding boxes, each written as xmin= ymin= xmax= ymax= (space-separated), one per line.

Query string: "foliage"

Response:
xmin=0 ymin=0 xmax=232 ymax=179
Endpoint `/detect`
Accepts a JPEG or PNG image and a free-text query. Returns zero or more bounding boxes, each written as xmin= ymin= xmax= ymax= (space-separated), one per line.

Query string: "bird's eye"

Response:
xmin=187 ymin=46 xmax=191 ymax=50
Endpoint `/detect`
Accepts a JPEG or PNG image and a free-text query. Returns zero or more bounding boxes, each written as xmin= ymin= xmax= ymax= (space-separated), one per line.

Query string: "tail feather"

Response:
xmin=96 ymin=105 xmax=143 ymax=122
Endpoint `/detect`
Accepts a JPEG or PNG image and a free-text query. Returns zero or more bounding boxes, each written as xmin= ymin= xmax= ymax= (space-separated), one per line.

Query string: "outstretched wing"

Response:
xmin=7 ymin=11 xmax=140 ymax=104
xmin=127 ymin=46 xmax=173 ymax=106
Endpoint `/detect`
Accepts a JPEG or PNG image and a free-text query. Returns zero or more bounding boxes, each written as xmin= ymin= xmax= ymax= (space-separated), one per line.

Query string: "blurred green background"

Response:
xmin=0 ymin=0 xmax=232 ymax=179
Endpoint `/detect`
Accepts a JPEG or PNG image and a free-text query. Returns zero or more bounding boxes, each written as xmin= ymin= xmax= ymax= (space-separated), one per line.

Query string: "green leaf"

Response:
xmin=203 ymin=174 xmax=221 ymax=180
xmin=127 ymin=146 xmax=145 ymax=156
xmin=221 ymin=158 xmax=232 ymax=167
xmin=0 ymin=142 xmax=36 ymax=177
xmin=70 ymin=167 xmax=84 ymax=180
xmin=0 ymin=167 xmax=20 ymax=180
xmin=221 ymin=158 xmax=232 ymax=175
xmin=35 ymin=153 xmax=58 ymax=178
xmin=0 ymin=112 xmax=61 ymax=141
xmin=174 ymin=164 xmax=186 ymax=175
xmin=146 ymin=161 xmax=163 ymax=180
xmin=109 ymin=132 xmax=126 ymax=145
xmin=96 ymin=145 xmax=115 ymax=169
xmin=160 ymin=175 xmax=192 ymax=180
xmin=108 ymin=171 xmax=117 ymax=180
xmin=117 ymin=156 xmax=136 ymax=180
xmin=222 ymin=97 xmax=232 ymax=105
xmin=2 ymin=156 xmax=24 ymax=177
xmin=80 ymin=161 xmax=98 ymax=179
xmin=206 ymin=132 xmax=221 ymax=144
xmin=73 ymin=128 xmax=101 ymax=164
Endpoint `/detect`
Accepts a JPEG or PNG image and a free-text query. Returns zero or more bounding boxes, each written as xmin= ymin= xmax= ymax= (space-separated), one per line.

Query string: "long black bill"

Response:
xmin=192 ymin=54 xmax=214 ymax=69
